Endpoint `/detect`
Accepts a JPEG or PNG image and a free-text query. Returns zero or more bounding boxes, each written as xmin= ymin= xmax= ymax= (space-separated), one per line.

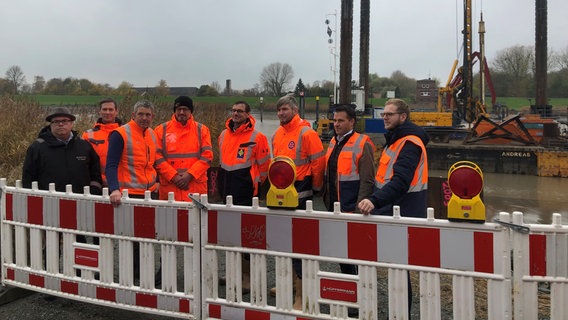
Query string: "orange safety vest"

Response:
xmin=114 ymin=120 xmax=158 ymax=195
xmin=325 ymin=132 xmax=374 ymax=212
xmin=82 ymin=121 xmax=120 ymax=185
xmin=154 ymin=114 xmax=213 ymax=201
xmin=219 ymin=116 xmax=270 ymax=198
xmin=375 ymin=135 xmax=428 ymax=193
xmin=272 ymin=115 xmax=325 ymax=198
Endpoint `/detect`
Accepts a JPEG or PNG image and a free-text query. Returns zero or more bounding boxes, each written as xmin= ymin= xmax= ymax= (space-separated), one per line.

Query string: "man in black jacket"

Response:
xmin=22 ymin=107 xmax=103 ymax=194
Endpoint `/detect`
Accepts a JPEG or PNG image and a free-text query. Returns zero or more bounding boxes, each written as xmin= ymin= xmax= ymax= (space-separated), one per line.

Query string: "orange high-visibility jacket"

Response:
xmin=82 ymin=120 xmax=121 ymax=185
xmin=219 ymin=116 xmax=270 ymax=202
xmin=114 ymin=120 xmax=158 ymax=195
xmin=376 ymin=135 xmax=427 ymax=190
xmin=325 ymin=132 xmax=376 ymax=212
xmin=271 ymin=114 xmax=325 ymax=197
xmin=154 ymin=114 xmax=213 ymax=201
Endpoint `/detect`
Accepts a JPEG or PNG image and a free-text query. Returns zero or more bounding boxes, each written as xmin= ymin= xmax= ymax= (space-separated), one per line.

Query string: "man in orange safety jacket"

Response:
xmin=219 ymin=101 xmax=270 ymax=206
xmin=272 ymin=94 xmax=325 ymax=210
xmin=323 ymin=104 xmax=376 ymax=213
xmin=154 ymin=96 xmax=213 ymax=201
xmin=82 ymin=98 xmax=122 ymax=186
xmin=106 ymin=100 xmax=158 ymax=206
xmin=358 ymin=98 xmax=429 ymax=218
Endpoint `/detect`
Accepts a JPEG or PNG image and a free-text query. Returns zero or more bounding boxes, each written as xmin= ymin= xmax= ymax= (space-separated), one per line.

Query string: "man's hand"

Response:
xmin=176 ymin=172 xmax=193 ymax=190
xmin=110 ymin=189 xmax=122 ymax=207
xmin=357 ymin=199 xmax=375 ymax=215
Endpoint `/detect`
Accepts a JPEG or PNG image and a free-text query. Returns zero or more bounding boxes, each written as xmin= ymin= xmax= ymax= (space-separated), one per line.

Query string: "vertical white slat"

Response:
xmin=487 ymin=278 xmax=512 ymax=320
xmin=139 ymin=241 xmax=155 ymax=289
xmin=2 ymin=220 xmax=14 ymax=265
xmin=202 ymin=248 xmax=217 ymax=298
xmin=161 ymin=243 xmax=177 ymax=292
xmin=15 ymin=225 xmax=27 ymax=267
xmin=420 ymin=271 xmax=441 ymax=320
xmin=62 ymin=232 xmax=74 ymax=277
xmin=303 ymin=259 xmax=319 ymax=315
xmin=274 ymin=256 xmax=293 ymax=310
xmin=551 ymin=282 xmax=567 ymax=320
xmin=511 ymin=211 xmax=528 ymax=319
xmin=452 ymin=275 xmax=474 ymax=320
xmin=388 ymin=268 xmax=409 ymax=320
xmin=250 ymin=253 xmax=267 ymax=307
xmin=225 ymin=251 xmax=242 ymax=303
xmin=118 ymin=239 xmax=133 ymax=286
xmin=185 ymin=246 xmax=195 ymax=294
xmin=522 ymin=281 xmax=538 ymax=320
xmin=359 ymin=265 xmax=378 ymax=319
xmin=29 ymin=228 xmax=43 ymax=271
xmin=45 ymin=230 xmax=59 ymax=274
xmin=99 ymin=237 xmax=113 ymax=283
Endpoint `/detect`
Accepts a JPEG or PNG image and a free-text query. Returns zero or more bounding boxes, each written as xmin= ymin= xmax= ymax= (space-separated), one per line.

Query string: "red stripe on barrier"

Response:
xmin=6 ymin=193 xmax=13 ymax=221
xmin=177 ymin=209 xmax=189 ymax=242
xmin=134 ymin=206 xmax=155 ymax=238
xmin=474 ymin=232 xmax=494 ymax=273
xmin=347 ymin=222 xmax=377 ymax=261
xmin=209 ymin=303 xmax=221 ymax=318
xmin=245 ymin=309 xmax=270 ymax=320
xmin=96 ymin=287 xmax=116 ymax=302
xmin=208 ymin=210 xmax=218 ymax=244
xmin=529 ymin=234 xmax=547 ymax=276
xmin=61 ymin=280 xmax=78 ymax=295
xmin=179 ymin=299 xmax=190 ymax=313
xmin=29 ymin=274 xmax=45 ymax=287
xmin=293 ymin=218 xmax=319 ymax=255
xmin=136 ymin=293 xmax=158 ymax=308
xmin=241 ymin=214 xmax=266 ymax=250
xmin=408 ymin=227 xmax=440 ymax=267
xmin=28 ymin=196 xmax=43 ymax=225
xmin=59 ymin=199 xmax=77 ymax=229
xmin=95 ymin=202 xmax=114 ymax=234
xmin=6 ymin=268 xmax=14 ymax=280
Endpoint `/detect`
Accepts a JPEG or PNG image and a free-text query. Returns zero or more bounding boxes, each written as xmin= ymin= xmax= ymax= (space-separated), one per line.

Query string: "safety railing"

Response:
xmin=1 ymin=178 xmax=566 ymax=319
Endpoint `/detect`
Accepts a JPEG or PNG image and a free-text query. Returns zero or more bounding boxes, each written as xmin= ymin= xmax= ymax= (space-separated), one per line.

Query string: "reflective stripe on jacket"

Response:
xmin=325 ymin=132 xmax=373 ymax=212
xmin=271 ymin=114 xmax=325 ymax=200
xmin=154 ymin=114 xmax=212 ymax=201
xmin=82 ymin=121 xmax=120 ymax=185
xmin=114 ymin=120 xmax=157 ymax=195
xmin=375 ymin=135 xmax=427 ymax=193
xmin=219 ymin=116 xmax=270 ymax=203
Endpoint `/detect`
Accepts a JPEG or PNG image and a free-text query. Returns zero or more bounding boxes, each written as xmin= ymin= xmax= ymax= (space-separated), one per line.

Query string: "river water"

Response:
xmin=252 ymin=112 xmax=567 ymax=225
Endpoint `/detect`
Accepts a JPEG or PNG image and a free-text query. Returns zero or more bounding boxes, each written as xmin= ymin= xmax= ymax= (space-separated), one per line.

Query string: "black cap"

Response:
xmin=174 ymin=96 xmax=194 ymax=112
xmin=46 ymin=107 xmax=76 ymax=122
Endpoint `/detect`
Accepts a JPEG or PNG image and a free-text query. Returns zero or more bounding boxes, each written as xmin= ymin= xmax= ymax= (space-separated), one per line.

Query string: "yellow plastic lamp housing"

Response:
xmin=266 ymin=156 xmax=298 ymax=209
xmin=447 ymin=161 xmax=486 ymax=223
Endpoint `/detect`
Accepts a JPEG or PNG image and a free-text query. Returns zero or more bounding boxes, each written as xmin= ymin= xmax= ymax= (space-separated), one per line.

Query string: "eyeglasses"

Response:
xmin=50 ymin=119 xmax=73 ymax=125
xmin=231 ymin=109 xmax=246 ymax=114
xmin=380 ymin=112 xmax=402 ymax=118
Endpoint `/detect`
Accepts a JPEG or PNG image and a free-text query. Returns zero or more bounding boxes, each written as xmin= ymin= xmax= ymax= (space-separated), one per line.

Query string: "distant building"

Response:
xmin=415 ymin=79 xmax=438 ymax=111
xmin=224 ymin=79 xmax=232 ymax=96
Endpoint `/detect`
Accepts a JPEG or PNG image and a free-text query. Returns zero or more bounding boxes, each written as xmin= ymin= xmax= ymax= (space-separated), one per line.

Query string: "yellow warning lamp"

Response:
xmin=266 ymin=156 xmax=298 ymax=209
xmin=447 ymin=161 xmax=486 ymax=223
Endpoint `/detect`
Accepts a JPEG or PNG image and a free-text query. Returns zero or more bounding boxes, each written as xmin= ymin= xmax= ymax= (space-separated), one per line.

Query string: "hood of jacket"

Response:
xmin=384 ymin=120 xmax=430 ymax=147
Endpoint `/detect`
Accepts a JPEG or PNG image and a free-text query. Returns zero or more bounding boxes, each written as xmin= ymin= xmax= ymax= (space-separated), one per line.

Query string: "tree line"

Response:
xmin=2 ymin=45 xmax=568 ymax=100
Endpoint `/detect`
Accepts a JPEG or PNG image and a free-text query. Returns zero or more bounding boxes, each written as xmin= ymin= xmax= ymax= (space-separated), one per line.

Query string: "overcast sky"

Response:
xmin=1 ymin=0 xmax=567 ymax=91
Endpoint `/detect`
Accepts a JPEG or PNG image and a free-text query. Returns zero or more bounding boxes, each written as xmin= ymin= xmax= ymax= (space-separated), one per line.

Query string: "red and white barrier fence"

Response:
xmin=1 ymin=178 xmax=567 ymax=319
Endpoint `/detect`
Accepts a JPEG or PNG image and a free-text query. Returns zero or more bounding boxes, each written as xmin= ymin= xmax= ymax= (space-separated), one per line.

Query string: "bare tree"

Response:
xmin=491 ymin=45 xmax=534 ymax=80
xmin=32 ymin=76 xmax=45 ymax=94
xmin=556 ymin=45 xmax=568 ymax=70
xmin=5 ymin=65 xmax=26 ymax=94
xmin=155 ymin=79 xmax=169 ymax=96
xmin=259 ymin=62 xmax=294 ymax=96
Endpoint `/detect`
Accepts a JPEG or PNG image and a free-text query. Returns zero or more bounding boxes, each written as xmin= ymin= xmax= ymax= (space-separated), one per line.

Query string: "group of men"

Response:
xmin=22 ymin=94 xmax=429 ymax=313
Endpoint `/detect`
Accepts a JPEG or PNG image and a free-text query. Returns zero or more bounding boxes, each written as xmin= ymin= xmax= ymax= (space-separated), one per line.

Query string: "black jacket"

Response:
xmin=369 ymin=120 xmax=430 ymax=217
xmin=22 ymin=126 xmax=102 ymax=194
